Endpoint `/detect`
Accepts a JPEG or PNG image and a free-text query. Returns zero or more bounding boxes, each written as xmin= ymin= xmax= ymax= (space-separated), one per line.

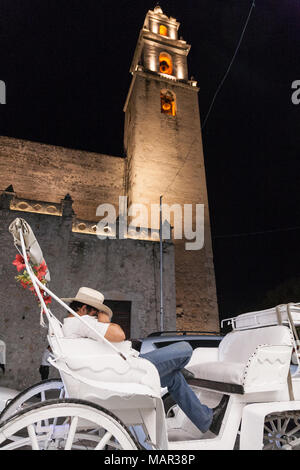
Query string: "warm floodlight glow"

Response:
xmin=176 ymin=63 xmax=184 ymax=80
xmin=159 ymin=52 xmax=173 ymax=75
xmin=149 ymin=54 xmax=157 ymax=72
xmin=161 ymin=90 xmax=176 ymax=116
xmin=159 ymin=25 xmax=168 ymax=36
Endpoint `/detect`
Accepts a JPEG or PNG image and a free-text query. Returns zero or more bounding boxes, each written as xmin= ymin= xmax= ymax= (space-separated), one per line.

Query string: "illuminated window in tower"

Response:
xmin=159 ymin=24 xmax=168 ymax=36
xmin=161 ymin=90 xmax=176 ymax=116
xmin=159 ymin=52 xmax=173 ymax=75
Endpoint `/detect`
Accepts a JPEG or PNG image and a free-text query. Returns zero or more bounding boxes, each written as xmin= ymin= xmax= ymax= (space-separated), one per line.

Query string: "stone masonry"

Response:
xmin=0 ymin=136 xmax=125 ymax=222
xmin=124 ymin=76 xmax=218 ymax=332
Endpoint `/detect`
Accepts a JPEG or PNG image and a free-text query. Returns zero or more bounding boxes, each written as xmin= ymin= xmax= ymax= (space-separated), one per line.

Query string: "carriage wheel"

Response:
xmin=0 ymin=379 xmax=64 ymax=424
xmin=0 ymin=399 xmax=141 ymax=450
xmin=263 ymin=411 xmax=300 ymax=450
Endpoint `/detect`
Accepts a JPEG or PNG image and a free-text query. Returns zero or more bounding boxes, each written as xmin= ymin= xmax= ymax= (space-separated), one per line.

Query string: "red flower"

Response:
xmin=41 ymin=296 xmax=52 ymax=314
xmin=12 ymin=254 xmax=27 ymax=272
xmin=20 ymin=280 xmax=30 ymax=289
xmin=43 ymin=295 xmax=52 ymax=305
xmin=35 ymin=261 xmax=48 ymax=280
xmin=12 ymin=254 xmax=51 ymax=309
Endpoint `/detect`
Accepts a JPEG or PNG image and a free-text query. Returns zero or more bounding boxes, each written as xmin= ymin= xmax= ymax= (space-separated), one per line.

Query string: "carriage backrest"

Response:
xmin=50 ymin=335 xmax=162 ymax=398
xmin=47 ymin=315 xmax=154 ymax=386
xmin=218 ymin=325 xmax=293 ymax=363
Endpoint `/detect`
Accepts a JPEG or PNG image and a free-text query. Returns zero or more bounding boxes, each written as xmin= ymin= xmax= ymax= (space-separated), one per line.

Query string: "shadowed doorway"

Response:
xmin=104 ymin=300 xmax=132 ymax=339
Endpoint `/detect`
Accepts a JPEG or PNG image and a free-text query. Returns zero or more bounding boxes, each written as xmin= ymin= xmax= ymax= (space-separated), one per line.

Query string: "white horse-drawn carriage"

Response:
xmin=0 ymin=217 xmax=300 ymax=450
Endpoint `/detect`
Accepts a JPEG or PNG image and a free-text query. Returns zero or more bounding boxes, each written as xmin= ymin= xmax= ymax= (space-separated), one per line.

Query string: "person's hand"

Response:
xmin=98 ymin=312 xmax=110 ymax=323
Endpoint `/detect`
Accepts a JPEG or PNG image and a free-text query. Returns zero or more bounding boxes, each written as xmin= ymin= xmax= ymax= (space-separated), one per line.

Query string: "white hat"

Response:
xmin=61 ymin=287 xmax=113 ymax=320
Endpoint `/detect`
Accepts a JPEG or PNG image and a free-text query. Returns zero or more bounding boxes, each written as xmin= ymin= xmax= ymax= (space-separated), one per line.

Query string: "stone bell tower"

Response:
xmin=124 ymin=6 xmax=219 ymax=331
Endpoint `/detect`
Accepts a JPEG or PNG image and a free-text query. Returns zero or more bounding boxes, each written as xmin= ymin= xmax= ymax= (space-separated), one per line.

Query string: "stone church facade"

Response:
xmin=0 ymin=6 xmax=219 ymax=389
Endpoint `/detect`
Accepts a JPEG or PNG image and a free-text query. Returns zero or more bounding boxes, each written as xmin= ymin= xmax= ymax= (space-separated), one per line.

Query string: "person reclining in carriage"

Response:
xmin=61 ymin=286 xmax=228 ymax=436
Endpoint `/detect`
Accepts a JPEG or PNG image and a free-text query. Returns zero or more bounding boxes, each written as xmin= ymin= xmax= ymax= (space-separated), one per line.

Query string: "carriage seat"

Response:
xmin=186 ymin=325 xmax=293 ymax=394
xmin=47 ymin=314 xmax=161 ymax=398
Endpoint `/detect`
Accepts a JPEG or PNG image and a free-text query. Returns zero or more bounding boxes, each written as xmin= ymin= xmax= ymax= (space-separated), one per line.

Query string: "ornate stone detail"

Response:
xmin=72 ymin=218 xmax=161 ymax=241
xmin=72 ymin=219 xmax=99 ymax=235
xmin=4 ymin=189 xmax=170 ymax=244
xmin=10 ymin=197 xmax=62 ymax=216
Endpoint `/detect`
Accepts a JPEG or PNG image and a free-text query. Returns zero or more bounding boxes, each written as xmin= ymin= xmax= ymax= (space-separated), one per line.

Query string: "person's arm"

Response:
xmin=97 ymin=312 xmax=126 ymax=342
xmin=104 ymin=323 xmax=126 ymax=342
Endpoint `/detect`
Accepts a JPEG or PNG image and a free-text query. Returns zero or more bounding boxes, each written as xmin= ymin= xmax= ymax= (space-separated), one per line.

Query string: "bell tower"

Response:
xmin=130 ymin=5 xmax=189 ymax=82
xmin=124 ymin=6 xmax=219 ymax=331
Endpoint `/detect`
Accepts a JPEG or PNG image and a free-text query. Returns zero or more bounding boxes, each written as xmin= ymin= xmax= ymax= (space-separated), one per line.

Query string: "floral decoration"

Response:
xmin=13 ymin=254 xmax=52 ymax=306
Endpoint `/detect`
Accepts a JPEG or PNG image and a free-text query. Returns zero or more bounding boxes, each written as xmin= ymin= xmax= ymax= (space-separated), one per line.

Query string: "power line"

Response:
xmin=162 ymin=137 xmax=198 ymax=198
xmin=214 ymin=225 xmax=300 ymax=240
xmin=202 ymin=0 xmax=256 ymax=130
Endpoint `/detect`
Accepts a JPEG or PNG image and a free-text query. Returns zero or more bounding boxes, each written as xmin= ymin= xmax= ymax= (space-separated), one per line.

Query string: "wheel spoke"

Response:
xmin=281 ymin=418 xmax=290 ymax=434
xmin=27 ymin=424 xmax=40 ymax=450
xmin=286 ymin=424 xmax=300 ymax=437
xmin=276 ymin=437 xmax=289 ymax=444
xmin=95 ymin=431 xmax=113 ymax=450
xmin=64 ymin=417 xmax=78 ymax=450
xmin=263 ymin=441 xmax=276 ymax=450
xmin=1 ymin=435 xmax=46 ymax=450
xmin=264 ymin=424 xmax=273 ymax=434
xmin=106 ymin=439 xmax=122 ymax=449
xmin=277 ymin=418 xmax=282 ymax=432
xmin=270 ymin=420 xmax=277 ymax=433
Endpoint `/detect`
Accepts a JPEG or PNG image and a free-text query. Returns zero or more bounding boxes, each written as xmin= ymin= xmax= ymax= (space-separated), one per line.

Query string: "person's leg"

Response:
xmin=39 ymin=365 xmax=49 ymax=381
xmin=44 ymin=366 xmax=49 ymax=380
xmin=162 ymin=369 xmax=213 ymax=432
xmin=140 ymin=341 xmax=192 ymax=378
xmin=140 ymin=341 xmax=213 ymax=433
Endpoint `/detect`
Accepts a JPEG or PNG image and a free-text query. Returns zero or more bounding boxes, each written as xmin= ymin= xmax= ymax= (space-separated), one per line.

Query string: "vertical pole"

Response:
xmin=160 ymin=195 xmax=164 ymax=331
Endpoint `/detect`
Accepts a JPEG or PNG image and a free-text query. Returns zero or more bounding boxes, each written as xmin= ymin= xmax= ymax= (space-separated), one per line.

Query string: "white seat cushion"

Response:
xmin=188 ymin=361 xmax=246 ymax=385
xmin=186 ymin=326 xmax=293 ymax=394
xmin=219 ymin=325 xmax=292 ymax=362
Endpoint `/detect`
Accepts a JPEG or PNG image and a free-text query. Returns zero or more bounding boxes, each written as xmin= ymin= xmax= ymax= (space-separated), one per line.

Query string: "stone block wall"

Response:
xmin=0 ymin=136 xmax=125 ymax=222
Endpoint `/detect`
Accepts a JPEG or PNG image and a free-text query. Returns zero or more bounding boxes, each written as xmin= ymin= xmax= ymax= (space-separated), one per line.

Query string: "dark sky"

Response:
xmin=1 ymin=0 xmax=300 ymax=321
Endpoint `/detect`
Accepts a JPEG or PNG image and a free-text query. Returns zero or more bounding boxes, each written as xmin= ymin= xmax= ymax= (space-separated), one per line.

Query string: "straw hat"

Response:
xmin=61 ymin=287 xmax=113 ymax=320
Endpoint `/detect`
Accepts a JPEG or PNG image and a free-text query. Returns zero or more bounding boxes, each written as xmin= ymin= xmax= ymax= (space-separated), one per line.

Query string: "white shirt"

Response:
xmin=62 ymin=315 xmax=138 ymax=356
xmin=41 ymin=349 xmax=53 ymax=366
xmin=62 ymin=315 xmax=109 ymax=341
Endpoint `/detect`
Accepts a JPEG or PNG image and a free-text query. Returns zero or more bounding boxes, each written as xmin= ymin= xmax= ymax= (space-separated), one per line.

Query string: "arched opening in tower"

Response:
xmin=160 ymin=89 xmax=176 ymax=116
xmin=159 ymin=52 xmax=173 ymax=75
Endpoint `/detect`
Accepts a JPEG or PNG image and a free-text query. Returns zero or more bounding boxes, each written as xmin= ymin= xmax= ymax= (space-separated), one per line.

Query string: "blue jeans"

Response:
xmin=140 ymin=341 xmax=213 ymax=433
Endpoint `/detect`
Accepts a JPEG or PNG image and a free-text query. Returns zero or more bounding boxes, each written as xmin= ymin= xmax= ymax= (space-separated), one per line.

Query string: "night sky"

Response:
xmin=0 ymin=0 xmax=299 ymax=323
